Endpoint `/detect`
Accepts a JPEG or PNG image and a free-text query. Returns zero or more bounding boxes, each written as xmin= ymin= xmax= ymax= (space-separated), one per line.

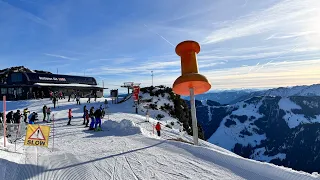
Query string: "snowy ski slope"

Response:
xmin=0 ymin=98 xmax=319 ymax=180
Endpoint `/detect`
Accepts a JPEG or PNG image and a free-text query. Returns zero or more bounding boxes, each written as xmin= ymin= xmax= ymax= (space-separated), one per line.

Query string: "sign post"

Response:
xmin=52 ymin=114 xmax=55 ymax=152
xmin=172 ymin=41 xmax=211 ymax=145
xmin=3 ymin=96 xmax=6 ymax=147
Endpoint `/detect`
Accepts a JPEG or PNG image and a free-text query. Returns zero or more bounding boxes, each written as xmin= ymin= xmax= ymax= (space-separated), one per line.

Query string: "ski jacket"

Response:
xmin=43 ymin=106 xmax=47 ymax=113
xmin=155 ymin=123 xmax=161 ymax=131
xmin=47 ymin=108 xmax=51 ymax=114
xmin=94 ymin=109 xmax=102 ymax=119
xmin=68 ymin=110 xmax=72 ymax=118
xmin=23 ymin=109 xmax=29 ymax=115
xmin=89 ymin=109 xmax=94 ymax=117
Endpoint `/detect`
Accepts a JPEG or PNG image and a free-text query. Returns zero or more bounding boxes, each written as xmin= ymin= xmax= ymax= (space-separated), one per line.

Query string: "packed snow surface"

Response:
xmin=0 ymin=98 xmax=319 ymax=180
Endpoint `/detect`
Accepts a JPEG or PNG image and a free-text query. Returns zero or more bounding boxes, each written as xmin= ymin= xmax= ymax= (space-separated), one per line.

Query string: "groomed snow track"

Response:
xmin=0 ymin=98 xmax=319 ymax=180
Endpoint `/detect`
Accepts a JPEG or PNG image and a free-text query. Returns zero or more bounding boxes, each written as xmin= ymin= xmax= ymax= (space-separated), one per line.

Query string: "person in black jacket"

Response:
xmin=42 ymin=105 xmax=47 ymax=121
xmin=6 ymin=111 xmax=14 ymax=123
xmin=13 ymin=110 xmax=22 ymax=124
xmin=83 ymin=105 xmax=87 ymax=125
xmin=52 ymin=96 xmax=57 ymax=108
xmin=94 ymin=108 xmax=102 ymax=131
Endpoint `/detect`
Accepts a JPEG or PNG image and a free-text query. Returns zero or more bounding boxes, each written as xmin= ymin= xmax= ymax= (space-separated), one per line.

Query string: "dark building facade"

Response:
xmin=0 ymin=72 xmax=104 ymax=100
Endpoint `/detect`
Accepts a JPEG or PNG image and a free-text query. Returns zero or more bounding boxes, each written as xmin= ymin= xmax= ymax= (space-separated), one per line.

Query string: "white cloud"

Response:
xmin=44 ymin=53 xmax=78 ymax=60
xmin=202 ymin=0 xmax=320 ymax=44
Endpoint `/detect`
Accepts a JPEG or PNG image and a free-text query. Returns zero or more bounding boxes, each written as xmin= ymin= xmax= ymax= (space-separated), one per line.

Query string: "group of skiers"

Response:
xmin=0 ymin=108 xmax=40 ymax=125
xmin=72 ymin=105 xmax=105 ymax=131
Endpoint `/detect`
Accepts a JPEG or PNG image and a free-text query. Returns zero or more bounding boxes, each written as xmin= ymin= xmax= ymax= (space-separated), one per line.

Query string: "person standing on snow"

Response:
xmin=85 ymin=109 xmax=89 ymax=127
xmin=83 ymin=105 xmax=87 ymax=125
xmin=94 ymin=108 xmax=102 ymax=131
xmin=42 ymin=105 xmax=47 ymax=121
xmin=67 ymin=109 xmax=73 ymax=125
xmin=155 ymin=122 xmax=161 ymax=137
xmin=46 ymin=107 xmax=51 ymax=122
xmin=89 ymin=107 xmax=95 ymax=130
xmin=52 ymin=96 xmax=57 ymax=109
xmin=13 ymin=110 xmax=22 ymax=124
xmin=76 ymin=95 xmax=80 ymax=105
xmin=28 ymin=112 xmax=36 ymax=124
xmin=49 ymin=91 xmax=53 ymax=100
xmin=146 ymin=109 xmax=150 ymax=122
xmin=23 ymin=108 xmax=30 ymax=123
xmin=6 ymin=111 xmax=13 ymax=124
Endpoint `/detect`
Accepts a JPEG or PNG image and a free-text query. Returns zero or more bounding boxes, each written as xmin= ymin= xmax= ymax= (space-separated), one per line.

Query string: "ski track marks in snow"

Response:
xmin=1 ymin=98 xmax=320 ymax=180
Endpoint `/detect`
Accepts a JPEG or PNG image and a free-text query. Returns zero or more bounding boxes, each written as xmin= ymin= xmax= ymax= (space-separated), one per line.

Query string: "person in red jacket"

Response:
xmin=67 ymin=109 xmax=73 ymax=125
xmin=155 ymin=122 xmax=161 ymax=137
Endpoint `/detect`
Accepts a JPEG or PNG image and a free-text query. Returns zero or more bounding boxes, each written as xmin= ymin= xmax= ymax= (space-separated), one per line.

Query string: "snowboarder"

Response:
xmin=52 ymin=96 xmax=57 ymax=109
xmin=83 ymin=105 xmax=87 ymax=125
xmin=46 ymin=107 xmax=51 ymax=122
xmin=155 ymin=122 xmax=161 ymax=137
xmin=42 ymin=105 xmax=47 ymax=121
xmin=67 ymin=109 xmax=73 ymax=125
xmin=23 ymin=108 xmax=30 ymax=123
xmin=94 ymin=108 xmax=102 ymax=131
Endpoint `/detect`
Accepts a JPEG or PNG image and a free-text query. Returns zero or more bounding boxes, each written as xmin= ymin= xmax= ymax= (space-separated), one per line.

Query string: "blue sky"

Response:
xmin=0 ymin=0 xmax=320 ymax=93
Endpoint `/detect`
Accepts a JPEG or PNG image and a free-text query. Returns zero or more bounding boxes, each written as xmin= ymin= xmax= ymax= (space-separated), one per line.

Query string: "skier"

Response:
xmin=89 ymin=107 xmax=95 ymax=130
xmin=155 ymin=122 xmax=161 ymax=137
xmin=28 ymin=112 xmax=36 ymax=124
xmin=67 ymin=109 xmax=73 ymax=125
xmin=94 ymin=108 xmax=102 ymax=131
xmin=87 ymin=96 xmax=91 ymax=103
xmin=83 ymin=105 xmax=87 ymax=125
xmin=42 ymin=105 xmax=47 ymax=121
xmin=23 ymin=108 xmax=30 ymax=123
xmin=46 ymin=107 xmax=51 ymax=122
xmin=85 ymin=109 xmax=89 ymax=127
xmin=52 ymin=96 xmax=57 ymax=108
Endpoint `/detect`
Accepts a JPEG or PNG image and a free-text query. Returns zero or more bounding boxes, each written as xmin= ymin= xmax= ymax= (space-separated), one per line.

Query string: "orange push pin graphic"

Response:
xmin=173 ymin=40 xmax=211 ymax=145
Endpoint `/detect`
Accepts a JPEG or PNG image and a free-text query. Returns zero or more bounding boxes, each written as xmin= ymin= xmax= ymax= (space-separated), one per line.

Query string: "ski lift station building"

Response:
xmin=0 ymin=72 xmax=105 ymax=100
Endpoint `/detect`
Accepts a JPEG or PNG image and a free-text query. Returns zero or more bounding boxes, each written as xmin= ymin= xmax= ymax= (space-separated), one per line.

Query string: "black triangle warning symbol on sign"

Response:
xmin=29 ymin=127 xmax=46 ymax=140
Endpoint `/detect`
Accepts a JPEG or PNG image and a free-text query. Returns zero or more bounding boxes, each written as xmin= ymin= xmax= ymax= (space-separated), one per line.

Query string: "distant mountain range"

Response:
xmin=188 ymin=83 xmax=320 ymax=174
xmin=186 ymin=84 xmax=320 ymax=104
